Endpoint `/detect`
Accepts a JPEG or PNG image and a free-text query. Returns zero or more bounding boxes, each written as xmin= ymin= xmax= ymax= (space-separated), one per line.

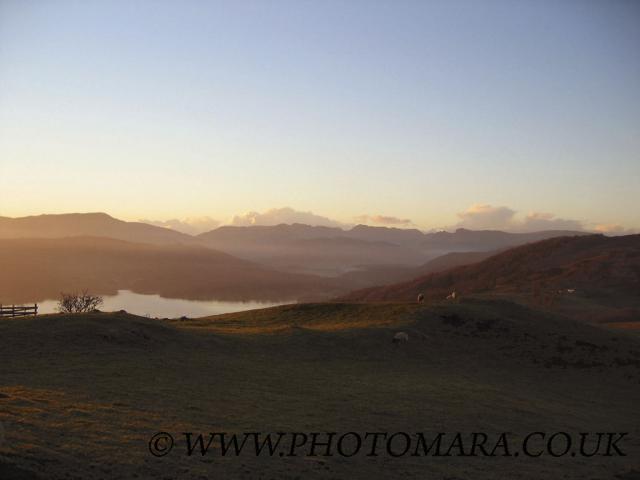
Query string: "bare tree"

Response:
xmin=57 ymin=290 xmax=104 ymax=314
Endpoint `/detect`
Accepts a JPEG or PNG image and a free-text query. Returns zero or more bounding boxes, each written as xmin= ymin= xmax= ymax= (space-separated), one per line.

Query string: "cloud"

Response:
xmin=141 ymin=217 xmax=221 ymax=235
xmin=456 ymin=204 xmax=517 ymax=230
xmin=520 ymin=212 xmax=584 ymax=232
xmin=230 ymin=207 xmax=346 ymax=228
xmin=354 ymin=214 xmax=414 ymax=226
xmin=454 ymin=204 xmax=586 ymax=232
xmin=593 ymin=224 xmax=638 ymax=236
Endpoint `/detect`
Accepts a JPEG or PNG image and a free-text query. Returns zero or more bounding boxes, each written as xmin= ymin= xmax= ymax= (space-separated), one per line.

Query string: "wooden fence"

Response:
xmin=0 ymin=304 xmax=38 ymax=317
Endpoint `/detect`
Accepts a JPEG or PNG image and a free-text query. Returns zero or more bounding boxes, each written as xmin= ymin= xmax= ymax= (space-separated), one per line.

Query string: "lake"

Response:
xmin=37 ymin=290 xmax=291 ymax=318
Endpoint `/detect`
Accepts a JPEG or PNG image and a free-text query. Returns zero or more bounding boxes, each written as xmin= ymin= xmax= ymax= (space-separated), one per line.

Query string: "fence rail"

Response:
xmin=0 ymin=304 xmax=38 ymax=317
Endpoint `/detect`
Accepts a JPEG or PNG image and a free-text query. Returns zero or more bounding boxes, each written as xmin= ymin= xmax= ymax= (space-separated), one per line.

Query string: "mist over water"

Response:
xmin=37 ymin=290 xmax=290 ymax=318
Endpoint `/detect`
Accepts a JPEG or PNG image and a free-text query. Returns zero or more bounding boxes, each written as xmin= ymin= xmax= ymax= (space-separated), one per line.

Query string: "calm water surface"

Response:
xmin=38 ymin=290 xmax=291 ymax=318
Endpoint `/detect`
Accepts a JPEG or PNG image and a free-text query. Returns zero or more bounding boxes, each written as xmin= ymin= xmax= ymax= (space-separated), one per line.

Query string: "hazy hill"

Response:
xmin=198 ymin=223 xmax=429 ymax=275
xmin=0 ymin=213 xmax=591 ymax=279
xmin=346 ymin=224 xmax=426 ymax=246
xmin=197 ymin=223 xmax=587 ymax=276
xmin=0 ymin=237 xmax=343 ymax=304
xmin=414 ymin=249 xmax=500 ymax=275
xmin=341 ymin=234 xmax=640 ymax=304
xmin=0 ymin=213 xmax=588 ymax=253
xmin=198 ymin=223 xmax=345 ymax=243
xmin=335 ymin=250 xmax=499 ymax=290
xmin=0 ymin=213 xmax=195 ymax=245
xmin=199 ymin=223 xmax=426 ymax=247
xmin=0 ymin=236 xmax=499 ymax=305
xmin=421 ymin=228 xmax=588 ymax=254
xmin=199 ymin=224 xmax=584 ymax=254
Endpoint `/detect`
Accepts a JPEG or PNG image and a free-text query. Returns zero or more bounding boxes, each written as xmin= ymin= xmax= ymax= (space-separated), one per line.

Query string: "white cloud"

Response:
xmin=519 ymin=212 xmax=584 ymax=232
xmin=354 ymin=214 xmax=414 ymax=226
xmin=141 ymin=217 xmax=221 ymax=235
xmin=593 ymin=224 xmax=638 ymax=236
xmin=230 ymin=207 xmax=346 ymax=228
xmin=454 ymin=204 xmax=586 ymax=232
xmin=456 ymin=204 xmax=517 ymax=230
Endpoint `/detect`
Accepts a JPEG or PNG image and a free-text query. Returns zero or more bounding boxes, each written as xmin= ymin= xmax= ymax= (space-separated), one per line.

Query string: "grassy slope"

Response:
xmin=340 ymin=235 xmax=640 ymax=330
xmin=342 ymin=234 xmax=640 ymax=302
xmin=0 ymin=300 xmax=639 ymax=479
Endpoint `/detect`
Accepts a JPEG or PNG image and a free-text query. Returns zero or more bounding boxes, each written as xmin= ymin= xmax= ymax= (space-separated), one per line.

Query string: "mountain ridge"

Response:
xmin=340 ymin=234 xmax=640 ymax=305
xmin=0 ymin=212 xmax=593 ymax=278
xmin=0 ymin=212 xmax=196 ymax=246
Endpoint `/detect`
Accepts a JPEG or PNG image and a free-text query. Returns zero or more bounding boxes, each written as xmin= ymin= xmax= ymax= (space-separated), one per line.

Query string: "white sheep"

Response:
xmin=392 ymin=332 xmax=409 ymax=344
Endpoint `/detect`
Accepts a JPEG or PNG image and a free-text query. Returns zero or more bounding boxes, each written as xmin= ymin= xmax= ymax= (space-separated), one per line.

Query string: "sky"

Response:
xmin=0 ymin=0 xmax=638 ymax=233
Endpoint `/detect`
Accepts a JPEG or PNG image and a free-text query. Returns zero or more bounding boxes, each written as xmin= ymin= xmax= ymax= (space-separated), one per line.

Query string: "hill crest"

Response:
xmin=340 ymin=234 xmax=640 ymax=302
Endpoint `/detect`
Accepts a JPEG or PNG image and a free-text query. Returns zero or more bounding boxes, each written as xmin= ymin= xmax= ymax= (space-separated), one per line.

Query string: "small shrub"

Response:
xmin=58 ymin=290 xmax=104 ymax=314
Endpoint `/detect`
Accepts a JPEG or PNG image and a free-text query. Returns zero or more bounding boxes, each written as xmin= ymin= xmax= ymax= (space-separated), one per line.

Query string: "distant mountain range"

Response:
xmin=0 ymin=212 xmax=605 ymax=304
xmin=420 ymin=228 xmax=593 ymax=254
xmin=197 ymin=224 xmax=428 ymax=275
xmin=0 ymin=213 xmax=195 ymax=245
xmin=198 ymin=223 xmax=586 ymax=255
xmin=0 ymin=213 xmax=589 ymax=277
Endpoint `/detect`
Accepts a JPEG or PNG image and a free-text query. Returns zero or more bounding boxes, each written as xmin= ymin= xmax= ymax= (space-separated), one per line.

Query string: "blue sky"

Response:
xmin=0 ymin=0 xmax=638 ymax=232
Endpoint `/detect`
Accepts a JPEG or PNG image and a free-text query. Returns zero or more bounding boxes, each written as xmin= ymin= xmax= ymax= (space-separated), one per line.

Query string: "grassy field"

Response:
xmin=0 ymin=299 xmax=639 ymax=479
